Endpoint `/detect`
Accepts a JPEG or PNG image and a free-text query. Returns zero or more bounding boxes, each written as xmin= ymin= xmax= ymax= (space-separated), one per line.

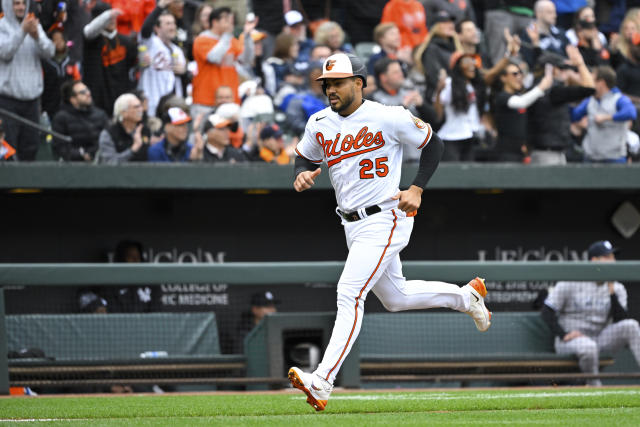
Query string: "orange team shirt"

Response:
xmin=381 ymin=0 xmax=428 ymax=49
xmin=103 ymin=0 xmax=156 ymax=36
xmin=192 ymin=35 xmax=243 ymax=106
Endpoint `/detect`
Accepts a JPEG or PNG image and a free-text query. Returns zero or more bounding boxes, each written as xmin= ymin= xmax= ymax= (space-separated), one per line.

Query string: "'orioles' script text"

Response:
xmin=316 ymin=127 xmax=386 ymax=167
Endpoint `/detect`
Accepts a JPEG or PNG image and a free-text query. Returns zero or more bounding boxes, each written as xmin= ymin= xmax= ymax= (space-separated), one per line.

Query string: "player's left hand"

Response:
xmin=392 ymin=185 xmax=423 ymax=213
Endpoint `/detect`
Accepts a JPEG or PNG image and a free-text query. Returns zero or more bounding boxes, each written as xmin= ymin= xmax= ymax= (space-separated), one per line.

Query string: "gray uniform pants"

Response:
xmin=554 ymin=319 xmax=640 ymax=386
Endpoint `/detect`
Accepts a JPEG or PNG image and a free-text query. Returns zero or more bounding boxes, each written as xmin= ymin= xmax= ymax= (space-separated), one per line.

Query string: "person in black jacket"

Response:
xmin=528 ymin=46 xmax=595 ymax=164
xmin=414 ymin=11 xmax=459 ymax=101
xmin=192 ymin=113 xmax=247 ymax=163
xmin=41 ymin=29 xmax=81 ymax=120
xmin=51 ymin=80 xmax=109 ymax=161
xmin=82 ymin=2 xmax=138 ymax=117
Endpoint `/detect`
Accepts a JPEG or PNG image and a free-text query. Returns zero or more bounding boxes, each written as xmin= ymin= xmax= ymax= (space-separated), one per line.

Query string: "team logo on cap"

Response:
xmin=412 ymin=115 xmax=426 ymax=129
xmin=325 ymin=59 xmax=336 ymax=71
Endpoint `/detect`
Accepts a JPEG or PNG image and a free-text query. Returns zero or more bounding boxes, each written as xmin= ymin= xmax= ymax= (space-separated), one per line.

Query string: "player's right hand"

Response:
xmin=294 ymin=168 xmax=321 ymax=192
xmin=563 ymin=330 xmax=584 ymax=342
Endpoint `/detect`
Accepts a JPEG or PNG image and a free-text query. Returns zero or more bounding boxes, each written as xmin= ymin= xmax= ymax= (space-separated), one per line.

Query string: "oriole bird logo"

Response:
xmin=326 ymin=60 xmax=336 ymax=71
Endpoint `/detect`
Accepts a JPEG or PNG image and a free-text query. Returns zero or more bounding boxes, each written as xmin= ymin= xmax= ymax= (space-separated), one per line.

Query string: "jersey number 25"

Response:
xmin=359 ymin=157 xmax=389 ymax=179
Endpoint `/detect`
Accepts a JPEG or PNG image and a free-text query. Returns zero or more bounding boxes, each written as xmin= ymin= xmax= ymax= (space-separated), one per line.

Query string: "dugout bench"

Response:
xmin=358 ymin=311 xmax=637 ymax=386
xmin=6 ymin=313 xmax=248 ymax=389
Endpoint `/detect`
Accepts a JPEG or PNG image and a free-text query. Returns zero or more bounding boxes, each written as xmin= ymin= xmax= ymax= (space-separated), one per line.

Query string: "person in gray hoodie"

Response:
xmin=0 ymin=0 xmax=54 ymax=160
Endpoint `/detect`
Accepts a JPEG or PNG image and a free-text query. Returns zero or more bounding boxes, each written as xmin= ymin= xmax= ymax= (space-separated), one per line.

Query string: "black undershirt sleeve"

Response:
xmin=294 ymin=155 xmax=319 ymax=179
xmin=411 ymin=132 xmax=444 ymax=189
xmin=541 ymin=304 xmax=567 ymax=338
xmin=610 ymin=293 xmax=629 ymax=323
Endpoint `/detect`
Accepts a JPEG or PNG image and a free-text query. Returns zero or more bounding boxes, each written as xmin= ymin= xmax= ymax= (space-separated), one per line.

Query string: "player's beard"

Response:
xmin=329 ymin=86 xmax=355 ymax=114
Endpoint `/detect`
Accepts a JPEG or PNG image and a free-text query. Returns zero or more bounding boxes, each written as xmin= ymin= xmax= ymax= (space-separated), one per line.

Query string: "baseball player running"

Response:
xmin=289 ymin=53 xmax=492 ymax=411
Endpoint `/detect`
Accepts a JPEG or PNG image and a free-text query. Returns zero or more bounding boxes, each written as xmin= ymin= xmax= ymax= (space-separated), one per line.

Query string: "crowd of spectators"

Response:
xmin=1 ymin=0 xmax=640 ymax=164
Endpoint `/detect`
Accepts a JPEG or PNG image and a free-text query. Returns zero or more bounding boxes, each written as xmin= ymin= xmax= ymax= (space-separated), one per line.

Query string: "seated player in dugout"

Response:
xmin=288 ymin=52 xmax=492 ymax=411
xmin=542 ymin=240 xmax=640 ymax=387
xmin=230 ymin=291 xmax=278 ymax=354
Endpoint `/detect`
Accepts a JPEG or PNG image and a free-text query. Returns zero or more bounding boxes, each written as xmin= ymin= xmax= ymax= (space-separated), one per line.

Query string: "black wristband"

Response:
xmin=294 ymin=155 xmax=319 ymax=178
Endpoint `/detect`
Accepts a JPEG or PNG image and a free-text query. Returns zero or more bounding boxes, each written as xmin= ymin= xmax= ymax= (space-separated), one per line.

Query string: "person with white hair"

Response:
xmin=97 ymin=93 xmax=150 ymax=164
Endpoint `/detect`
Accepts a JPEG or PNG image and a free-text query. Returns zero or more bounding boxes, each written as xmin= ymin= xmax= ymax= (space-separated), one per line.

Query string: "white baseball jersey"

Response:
xmin=138 ymin=34 xmax=185 ymax=117
xmin=295 ymin=100 xmax=433 ymax=212
xmin=545 ymin=281 xmax=628 ymax=336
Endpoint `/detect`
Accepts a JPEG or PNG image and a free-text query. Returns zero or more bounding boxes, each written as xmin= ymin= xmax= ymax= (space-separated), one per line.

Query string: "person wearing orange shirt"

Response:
xmin=249 ymin=124 xmax=289 ymax=164
xmin=103 ymin=0 xmax=156 ymax=36
xmin=191 ymin=7 xmax=257 ymax=119
xmin=380 ymin=0 xmax=428 ymax=50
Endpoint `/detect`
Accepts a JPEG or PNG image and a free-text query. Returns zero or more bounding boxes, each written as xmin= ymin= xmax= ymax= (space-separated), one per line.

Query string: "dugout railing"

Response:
xmin=1 ymin=261 xmax=640 ymax=394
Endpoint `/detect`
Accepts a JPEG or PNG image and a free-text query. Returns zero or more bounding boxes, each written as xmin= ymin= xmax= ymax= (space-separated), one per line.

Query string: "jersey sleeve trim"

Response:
xmin=417 ymin=124 xmax=432 ymax=150
xmin=295 ymin=148 xmax=322 ymax=163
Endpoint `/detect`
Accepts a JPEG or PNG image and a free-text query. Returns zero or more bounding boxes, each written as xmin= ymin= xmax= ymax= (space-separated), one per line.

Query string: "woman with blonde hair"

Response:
xmin=313 ymin=21 xmax=353 ymax=54
xmin=610 ymin=9 xmax=640 ymax=68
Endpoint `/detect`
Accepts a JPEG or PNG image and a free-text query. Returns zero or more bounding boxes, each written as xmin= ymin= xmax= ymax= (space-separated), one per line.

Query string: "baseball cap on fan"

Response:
xmin=316 ymin=53 xmax=368 ymax=87
xmin=284 ymin=10 xmax=304 ymax=26
xmin=202 ymin=113 xmax=232 ymax=132
xmin=162 ymin=107 xmax=191 ymax=126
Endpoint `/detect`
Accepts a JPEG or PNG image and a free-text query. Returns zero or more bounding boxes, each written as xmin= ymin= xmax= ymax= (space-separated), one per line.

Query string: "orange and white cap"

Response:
xmin=203 ymin=114 xmax=232 ymax=132
xmin=163 ymin=107 xmax=191 ymax=125
xmin=316 ymin=53 xmax=367 ymax=87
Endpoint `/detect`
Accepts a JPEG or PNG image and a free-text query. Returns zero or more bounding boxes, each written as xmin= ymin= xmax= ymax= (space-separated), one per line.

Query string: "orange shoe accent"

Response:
xmin=406 ymin=210 xmax=417 ymax=217
xmin=468 ymin=277 xmax=487 ymax=298
xmin=288 ymin=368 xmax=327 ymax=411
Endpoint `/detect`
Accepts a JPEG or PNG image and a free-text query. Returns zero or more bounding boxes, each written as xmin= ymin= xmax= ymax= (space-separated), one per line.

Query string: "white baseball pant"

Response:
xmin=314 ymin=208 xmax=471 ymax=384
xmin=554 ymin=318 xmax=640 ymax=386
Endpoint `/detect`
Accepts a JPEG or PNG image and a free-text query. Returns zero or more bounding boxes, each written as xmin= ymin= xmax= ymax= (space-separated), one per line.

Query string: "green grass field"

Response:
xmin=1 ymin=387 xmax=639 ymax=426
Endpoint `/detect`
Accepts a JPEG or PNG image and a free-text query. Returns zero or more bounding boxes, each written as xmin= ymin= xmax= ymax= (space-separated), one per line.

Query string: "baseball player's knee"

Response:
xmin=575 ymin=339 xmax=599 ymax=359
xmin=336 ymin=288 xmax=364 ymax=310
xmin=378 ymin=295 xmax=406 ymax=312
xmin=617 ymin=319 xmax=640 ymax=338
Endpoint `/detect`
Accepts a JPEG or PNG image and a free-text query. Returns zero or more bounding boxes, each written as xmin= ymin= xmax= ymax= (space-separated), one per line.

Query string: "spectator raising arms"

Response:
xmin=491 ymin=60 xmax=553 ymax=162
xmin=0 ymin=0 xmax=54 ymax=161
xmin=571 ymin=66 xmax=637 ymax=163
xmin=519 ymin=0 xmax=567 ymax=68
xmin=191 ymin=7 xmax=257 ymax=118
xmin=83 ymin=2 xmax=138 ymax=117
xmin=103 ymin=0 xmax=155 ymax=36
xmin=527 ymin=46 xmax=595 ymax=165
xmin=137 ymin=10 xmax=187 ymax=118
